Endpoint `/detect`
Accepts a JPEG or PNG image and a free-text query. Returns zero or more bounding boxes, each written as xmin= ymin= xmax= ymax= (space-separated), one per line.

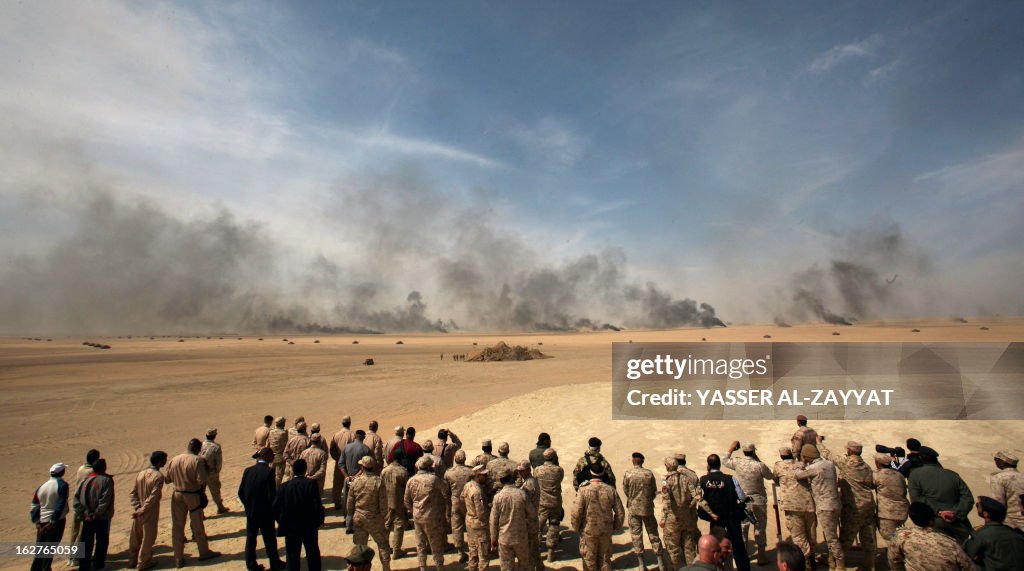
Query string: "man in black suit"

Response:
xmin=239 ymin=447 xmax=285 ymax=571
xmin=274 ymin=459 xmax=325 ymax=571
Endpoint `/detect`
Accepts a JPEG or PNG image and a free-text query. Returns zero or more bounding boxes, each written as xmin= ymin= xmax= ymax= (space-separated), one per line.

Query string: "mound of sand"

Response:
xmin=467 ymin=341 xmax=549 ymax=361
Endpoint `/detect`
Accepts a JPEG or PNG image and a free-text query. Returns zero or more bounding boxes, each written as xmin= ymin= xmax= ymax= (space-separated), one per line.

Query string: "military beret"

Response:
xmin=344 ymin=545 xmax=375 ymax=565
xmin=918 ymin=446 xmax=939 ymax=459
xmin=543 ymin=448 xmax=557 ymax=460
xmin=632 ymin=452 xmax=645 ymax=460
xmin=779 ymin=447 xmax=792 ymax=457
xmin=415 ymin=456 xmax=434 ymax=470
xmin=498 ymin=442 xmax=510 ymax=454
xmin=796 ymin=415 xmax=807 ymax=422
xmin=741 ymin=443 xmax=756 ymax=453
xmin=908 ymin=501 xmax=934 ymax=523
xmin=358 ymin=456 xmax=376 ymax=470
xmin=995 ymin=450 xmax=1019 ymax=465
xmin=978 ymin=496 xmax=1008 ymax=521
xmin=906 ymin=438 xmax=921 ymax=452
xmin=588 ymin=437 xmax=602 ymax=448
xmin=482 ymin=439 xmax=492 ymax=447
xmin=801 ymin=444 xmax=820 ymax=459
xmin=590 ymin=462 xmax=605 ymax=475
xmin=846 ymin=441 xmax=862 ymax=453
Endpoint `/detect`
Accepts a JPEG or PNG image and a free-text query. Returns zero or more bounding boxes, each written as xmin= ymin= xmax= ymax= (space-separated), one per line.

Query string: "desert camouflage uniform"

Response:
xmin=300 ymin=444 xmax=328 ymax=492
xmin=623 ymin=466 xmax=662 ymax=561
xmin=445 ymin=462 xmax=474 ymax=556
xmin=535 ymin=460 xmax=565 ymax=552
xmin=405 ymin=469 xmax=449 ymax=569
xmin=282 ymin=432 xmax=310 ymax=481
xmin=874 ymin=460 xmax=909 ymax=541
xmin=795 ymin=456 xmax=843 ymax=570
xmin=887 ymin=525 xmax=973 ymax=570
xmin=491 ymin=484 xmax=532 ymax=571
xmin=438 ymin=435 xmax=463 ymax=477
xmin=463 ymin=480 xmax=491 ymax=571
xmin=519 ymin=473 xmax=543 ymax=571
xmin=488 ymin=456 xmax=517 ymax=495
xmin=661 ymin=462 xmax=711 ymax=569
xmin=573 ymin=451 xmax=616 ymax=490
xmin=381 ymin=462 xmax=410 ymax=555
xmin=821 ymin=444 xmax=877 ymax=569
xmin=990 ymin=466 xmax=1024 ymax=530
xmin=199 ymin=437 xmax=226 ymax=511
xmin=724 ymin=451 xmax=773 ymax=560
xmin=790 ymin=426 xmax=818 ymax=460
xmin=330 ymin=428 xmax=355 ymax=507
xmin=267 ymin=426 xmax=289 ymax=487
xmin=423 ymin=441 xmax=447 ymax=478
xmin=366 ymin=429 xmax=385 ymax=469
xmin=773 ymin=458 xmax=816 ymax=562
xmin=349 ymin=470 xmax=393 ymax=570
xmin=572 ymin=479 xmax=625 ymax=571
xmin=475 ymin=452 xmax=497 ymax=468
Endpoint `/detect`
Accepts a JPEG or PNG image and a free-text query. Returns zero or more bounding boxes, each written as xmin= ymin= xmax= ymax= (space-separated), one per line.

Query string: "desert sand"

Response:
xmin=1 ymin=317 xmax=1022 ymax=570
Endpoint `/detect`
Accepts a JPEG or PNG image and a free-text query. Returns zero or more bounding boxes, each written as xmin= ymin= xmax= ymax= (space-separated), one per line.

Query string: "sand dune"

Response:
xmin=1 ymin=318 xmax=1020 ymax=570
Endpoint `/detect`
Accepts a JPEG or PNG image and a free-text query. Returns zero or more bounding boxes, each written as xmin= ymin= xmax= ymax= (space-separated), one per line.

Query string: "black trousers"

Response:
xmin=80 ymin=518 xmax=110 ymax=571
xmin=31 ymin=518 xmax=66 ymax=571
xmin=712 ymin=517 xmax=750 ymax=571
xmin=245 ymin=512 xmax=283 ymax=570
xmin=284 ymin=530 xmax=321 ymax=571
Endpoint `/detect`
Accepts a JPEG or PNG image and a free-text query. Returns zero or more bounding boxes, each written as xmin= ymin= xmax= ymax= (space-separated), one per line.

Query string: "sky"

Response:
xmin=1 ymin=2 xmax=1022 ymax=333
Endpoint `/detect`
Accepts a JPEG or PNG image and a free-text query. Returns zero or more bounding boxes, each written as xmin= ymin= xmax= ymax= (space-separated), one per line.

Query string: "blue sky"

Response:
xmin=1 ymin=1 xmax=1021 ymax=328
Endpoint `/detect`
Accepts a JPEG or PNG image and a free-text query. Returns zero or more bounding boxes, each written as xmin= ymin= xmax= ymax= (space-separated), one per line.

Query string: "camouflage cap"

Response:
xmin=275 ymin=416 xmax=286 ymax=427
xmin=846 ymin=441 xmax=863 ymax=453
xmin=482 ymin=439 xmax=492 ymax=447
xmin=543 ymin=448 xmax=557 ymax=461
xmin=673 ymin=452 xmax=686 ymax=462
xmin=415 ymin=456 xmax=434 ymax=470
xmin=996 ymin=450 xmax=1019 ymax=465
xmin=358 ymin=456 xmax=376 ymax=470
xmin=206 ymin=428 xmax=218 ymax=438
xmin=296 ymin=421 xmax=307 ymax=432
xmin=741 ymin=443 xmax=756 ymax=452
xmin=342 ymin=415 xmax=351 ymax=423
xmin=778 ymin=447 xmax=792 ymax=457
xmin=422 ymin=439 xmax=434 ymax=452
xmin=295 ymin=416 xmax=305 ymax=423
xmin=498 ymin=442 xmax=510 ymax=454
xmin=310 ymin=422 xmax=321 ymax=433
xmin=800 ymin=443 xmax=820 ymax=459
xmin=664 ymin=457 xmax=677 ymax=472
xmin=874 ymin=453 xmax=892 ymax=467
xmin=309 ymin=433 xmax=322 ymax=443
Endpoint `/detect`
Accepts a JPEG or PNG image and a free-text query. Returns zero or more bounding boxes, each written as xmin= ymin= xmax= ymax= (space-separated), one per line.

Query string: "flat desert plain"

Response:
xmin=1 ymin=318 xmax=1022 ymax=570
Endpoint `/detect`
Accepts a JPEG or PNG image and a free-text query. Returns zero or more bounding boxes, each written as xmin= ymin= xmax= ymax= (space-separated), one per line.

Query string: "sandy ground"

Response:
xmin=1 ymin=317 xmax=1021 ymax=570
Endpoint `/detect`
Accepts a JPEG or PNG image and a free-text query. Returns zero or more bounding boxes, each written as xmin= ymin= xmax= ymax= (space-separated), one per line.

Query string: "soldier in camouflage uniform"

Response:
xmin=573 ymin=437 xmax=616 ymax=490
xmin=382 ymin=453 xmax=411 ymax=558
xmin=723 ymin=442 xmax=773 ymax=565
xmin=487 ymin=443 xmax=517 ymax=495
xmin=474 ymin=439 xmax=496 ymax=468
xmin=491 ymin=466 xmax=533 ymax=571
xmin=517 ymin=460 xmax=543 ymax=571
xmin=404 ymin=456 xmax=449 ymax=571
xmin=990 ymin=450 xmax=1024 ymax=531
xmin=444 ymin=450 xmax=474 ymax=563
xmin=772 ymin=447 xmax=815 ymax=564
xmin=790 ymin=415 xmax=818 ymax=460
xmin=821 ymin=439 xmax=877 ymax=570
xmin=366 ymin=421 xmax=385 ymax=469
xmin=873 ymin=452 xmax=909 ymax=541
xmin=310 ymin=423 xmax=328 ymax=454
xmin=572 ymin=463 xmax=624 ymax=571
xmin=660 ymin=454 xmax=711 ymax=570
xmin=283 ymin=421 xmax=311 ymax=482
xmin=267 ymin=417 xmax=289 ymax=487
xmin=794 ymin=443 xmax=843 ymax=570
xmin=888 ymin=502 xmax=973 ymax=571
xmin=534 ymin=448 xmax=565 ymax=562
xmin=623 ymin=452 xmax=663 ymax=571
xmin=423 ymin=440 xmax=447 ymax=477
xmin=330 ymin=416 xmax=356 ymax=510
xmin=462 ymin=466 xmax=491 ymax=571
xmin=199 ymin=428 xmax=229 ymax=514
xmin=348 ymin=456 xmax=392 ymax=571
xmin=301 ymin=433 xmax=329 ymax=492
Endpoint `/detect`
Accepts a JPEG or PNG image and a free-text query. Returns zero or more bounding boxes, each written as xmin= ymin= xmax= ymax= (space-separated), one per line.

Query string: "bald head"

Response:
xmin=696 ymin=534 xmax=720 ymax=564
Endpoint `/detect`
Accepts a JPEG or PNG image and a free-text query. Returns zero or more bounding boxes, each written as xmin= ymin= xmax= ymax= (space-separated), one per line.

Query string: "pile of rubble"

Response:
xmin=467 ymin=341 xmax=549 ymax=362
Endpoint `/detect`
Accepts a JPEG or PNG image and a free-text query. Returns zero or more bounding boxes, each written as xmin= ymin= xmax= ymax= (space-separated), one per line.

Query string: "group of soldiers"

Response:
xmin=31 ymin=413 xmax=1024 ymax=571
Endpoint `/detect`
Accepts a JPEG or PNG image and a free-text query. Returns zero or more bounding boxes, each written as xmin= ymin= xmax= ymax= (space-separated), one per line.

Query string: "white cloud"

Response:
xmin=508 ymin=116 xmax=588 ymax=170
xmin=913 ymin=141 xmax=1024 ymax=198
xmin=806 ymin=36 xmax=880 ymax=74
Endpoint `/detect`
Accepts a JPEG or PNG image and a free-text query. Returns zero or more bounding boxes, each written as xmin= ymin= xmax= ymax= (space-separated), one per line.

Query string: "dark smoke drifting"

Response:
xmin=0 ymin=175 xmax=726 ymax=334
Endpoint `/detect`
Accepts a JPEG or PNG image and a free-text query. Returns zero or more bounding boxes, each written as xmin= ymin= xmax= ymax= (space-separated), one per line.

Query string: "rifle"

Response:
xmin=771 ymin=483 xmax=782 ymax=543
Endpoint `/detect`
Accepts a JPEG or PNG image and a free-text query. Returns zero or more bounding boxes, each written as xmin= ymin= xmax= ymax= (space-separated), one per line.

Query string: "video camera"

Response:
xmin=875 ymin=444 xmax=906 ymax=458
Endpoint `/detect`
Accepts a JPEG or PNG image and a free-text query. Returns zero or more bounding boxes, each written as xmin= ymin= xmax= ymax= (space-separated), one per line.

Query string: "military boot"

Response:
xmin=546 ymin=548 xmax=555 ymax=563
xmin=635 ymin=554 xmax=646 ymax=571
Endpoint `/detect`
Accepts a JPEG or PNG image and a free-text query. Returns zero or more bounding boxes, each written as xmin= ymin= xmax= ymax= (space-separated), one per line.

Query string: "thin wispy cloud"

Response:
xmin=806 ymin=36 xmax=881 ymax=74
